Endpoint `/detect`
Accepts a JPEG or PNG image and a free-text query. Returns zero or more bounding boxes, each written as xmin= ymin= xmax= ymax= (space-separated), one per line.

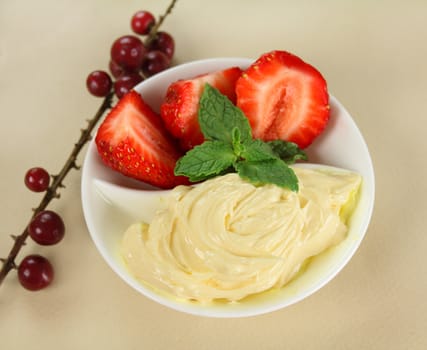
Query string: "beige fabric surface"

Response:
xmin=1 ymin=0 xmax=426 ymax=349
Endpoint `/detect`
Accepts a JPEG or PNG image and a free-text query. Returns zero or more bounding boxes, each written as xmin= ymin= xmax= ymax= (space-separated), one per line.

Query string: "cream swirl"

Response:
xmin=121 ymin=167 xmax=361 ymax=302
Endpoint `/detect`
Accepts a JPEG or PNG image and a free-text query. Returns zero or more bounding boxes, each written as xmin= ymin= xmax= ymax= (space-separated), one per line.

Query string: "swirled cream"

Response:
xmin=121 ymin=167 xmax=361 ymax=302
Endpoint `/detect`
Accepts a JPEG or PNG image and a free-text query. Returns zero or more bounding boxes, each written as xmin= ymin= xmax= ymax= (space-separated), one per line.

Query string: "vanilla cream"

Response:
xmin=121 ymin=167 xmax=361 ymax=302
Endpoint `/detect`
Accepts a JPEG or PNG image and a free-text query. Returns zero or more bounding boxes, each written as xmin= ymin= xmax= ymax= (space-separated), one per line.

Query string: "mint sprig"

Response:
xmin=174 ymin=84 xmax=307 ymax=191
xmin=174 ymin=141 xmax=235 ymax=182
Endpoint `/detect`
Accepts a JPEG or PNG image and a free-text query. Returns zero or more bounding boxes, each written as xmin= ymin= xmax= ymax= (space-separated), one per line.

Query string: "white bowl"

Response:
xmin=81 ymin=57 xmax=375 ymax=318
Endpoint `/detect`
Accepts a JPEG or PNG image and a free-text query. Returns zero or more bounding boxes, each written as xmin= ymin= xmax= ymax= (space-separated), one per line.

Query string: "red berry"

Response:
xmin=148 ymin=31 xmax=175 ymax=59
xmin=18 ymin=255 xmax=54 ymax=291
xmin=86 ymin=70 xmax=112 ymax=97
xmin=109 ymin=60 xmax=125 ymax=78
xmin=114 ymin=73 xmax=144 ymax=98
xmin=28 ymin=210 xmax=65 ymax=245
xmin=111 ymin=35 xmax=147 ymax=70
xmin=24 ymin=167 xmax=50 ymax=192
xmin=109 ymin=59 xmax=141 ymax=79
xmin=131 ymin=10 xmax=156 ymax=35
xmin=141 ymin=50 xmax=170 ymax=77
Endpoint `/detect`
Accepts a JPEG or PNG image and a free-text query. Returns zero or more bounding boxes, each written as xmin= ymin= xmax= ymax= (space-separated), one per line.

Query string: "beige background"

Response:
xmin=1 ymin=0 xmax=426 ymax=348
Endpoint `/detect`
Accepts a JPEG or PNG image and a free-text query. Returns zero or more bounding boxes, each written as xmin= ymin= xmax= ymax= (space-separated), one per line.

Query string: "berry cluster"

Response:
xmin=86 ymin=7 xmax=176 ymax=99
xmin=0 ymin=0 xmax=177 ymax=293
xmin=17 ymin=168 xmax=66 ymax=291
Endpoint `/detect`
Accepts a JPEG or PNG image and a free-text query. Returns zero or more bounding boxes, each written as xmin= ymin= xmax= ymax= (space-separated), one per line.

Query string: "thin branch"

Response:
xmin=0 ymin=92 xmax=113 ymax=287
xmin=145 ymin=0 xmax=178 ymax=46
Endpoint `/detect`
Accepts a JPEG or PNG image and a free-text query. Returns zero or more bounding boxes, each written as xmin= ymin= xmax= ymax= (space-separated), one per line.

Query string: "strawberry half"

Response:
xmin=160 ymin=67 xmax=242 ymax=150
xmin=95 ymin=90 xmax=187 ymax=189
xmin=236 ymin=50 xmax=330 ymax=149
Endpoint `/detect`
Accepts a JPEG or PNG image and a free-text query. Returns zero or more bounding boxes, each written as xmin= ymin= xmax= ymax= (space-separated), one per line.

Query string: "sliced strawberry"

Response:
xmin=236 ymin=50 xmax=330 ymax=149
xmin=160 ymin=67 xmax=242 ymax=150
xmin=95 ymin=90 xmax=188 ymax=189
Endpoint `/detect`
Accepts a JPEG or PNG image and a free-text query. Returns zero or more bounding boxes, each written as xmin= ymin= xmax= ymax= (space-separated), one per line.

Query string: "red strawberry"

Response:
xmin=236 ymin=50 xmax=330 ymax=149
xmin=95 ymin=90 xmax=188 ymax=189
xmin=160 ymin=67 xmax=242 ymax=150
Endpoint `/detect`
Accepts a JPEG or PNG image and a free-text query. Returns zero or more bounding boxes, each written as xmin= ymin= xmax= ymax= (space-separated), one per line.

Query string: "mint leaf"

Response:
xmin=198 ymin=84 xmax=252 ymax=144
xmin=174 ymin=141 xmax=236 ymax=182
xmin=235 ymin=159 xmax=299 ymax=191
xmin=267 ymin=140 xmax=307 ymax=164
xmin=240 ymin=139 xmax=277 ymax=162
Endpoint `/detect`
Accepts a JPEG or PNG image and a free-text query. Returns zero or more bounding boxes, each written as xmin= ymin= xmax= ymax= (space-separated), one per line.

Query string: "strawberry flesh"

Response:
xmin=160 ymin=67 xmax=242 ymax=150
xmin=236 ymin=50 xmax=330 ymax=149
xmin=95 ymin=90 xmax=187 ymax=189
